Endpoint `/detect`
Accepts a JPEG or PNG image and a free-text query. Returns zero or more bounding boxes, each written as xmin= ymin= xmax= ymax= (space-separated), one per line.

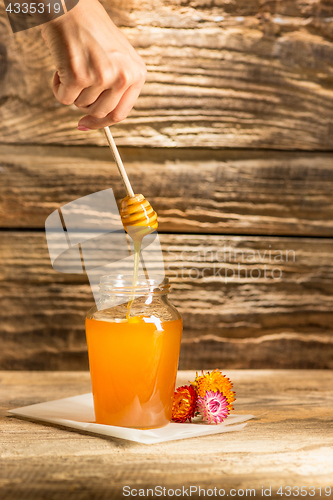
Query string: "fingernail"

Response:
xmin=77 ymin=125 xmax=91 ymax=131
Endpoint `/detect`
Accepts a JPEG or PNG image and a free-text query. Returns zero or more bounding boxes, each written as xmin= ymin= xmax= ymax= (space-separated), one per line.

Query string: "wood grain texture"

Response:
xmin=1 ymin=370 xmax=333 ymax=500
xmin=2 ymin=144 xmax=333 ymax=236
xmin=2 ymin=1 xmax=333 ymax=148
xmin=1 ymin=232 xmax=333 ymax=370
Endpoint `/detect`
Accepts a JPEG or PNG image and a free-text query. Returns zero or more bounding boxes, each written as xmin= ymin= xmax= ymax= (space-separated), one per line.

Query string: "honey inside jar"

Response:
xmin=85 ymin=314 xmax=182 ymax=428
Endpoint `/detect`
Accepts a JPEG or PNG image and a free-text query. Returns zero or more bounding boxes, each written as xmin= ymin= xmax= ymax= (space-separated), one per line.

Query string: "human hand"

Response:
xmin=40 ymin=0 xmax=146 ymax=130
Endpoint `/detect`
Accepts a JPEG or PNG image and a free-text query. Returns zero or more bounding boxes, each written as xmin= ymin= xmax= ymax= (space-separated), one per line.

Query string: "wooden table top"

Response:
xmin=1 ymin=370 xmax=332 ymax=500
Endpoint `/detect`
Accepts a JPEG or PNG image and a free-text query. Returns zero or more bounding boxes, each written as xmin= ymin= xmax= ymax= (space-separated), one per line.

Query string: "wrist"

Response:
xmin=39 ymin=0 xmax=99 ymax=32
xmin=40 ymin=0 xmax=92 ymax=33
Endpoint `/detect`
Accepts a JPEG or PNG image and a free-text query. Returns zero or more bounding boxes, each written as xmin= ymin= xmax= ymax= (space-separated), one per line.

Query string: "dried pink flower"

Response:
xmin=197 ymin=390 xmax=230 ymax=424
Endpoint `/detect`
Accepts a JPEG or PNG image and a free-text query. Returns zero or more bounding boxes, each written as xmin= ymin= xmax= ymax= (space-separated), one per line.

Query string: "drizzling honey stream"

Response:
xmin=120 ymin=194 xmax=158 ymax=320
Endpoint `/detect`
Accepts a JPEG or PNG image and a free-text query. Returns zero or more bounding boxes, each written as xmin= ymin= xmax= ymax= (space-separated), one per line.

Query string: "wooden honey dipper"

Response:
xmin=104 ymin=127 xmax=158 ymax=238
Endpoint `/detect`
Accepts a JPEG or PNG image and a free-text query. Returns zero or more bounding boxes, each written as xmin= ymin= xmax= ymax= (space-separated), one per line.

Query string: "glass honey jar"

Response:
xmin=85 ymin=275 xmax=182 ymax=429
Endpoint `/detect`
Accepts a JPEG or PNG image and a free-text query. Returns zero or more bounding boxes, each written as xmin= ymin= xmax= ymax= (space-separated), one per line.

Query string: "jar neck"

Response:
xmin=98 ymin=275 xmax=170 ymax=299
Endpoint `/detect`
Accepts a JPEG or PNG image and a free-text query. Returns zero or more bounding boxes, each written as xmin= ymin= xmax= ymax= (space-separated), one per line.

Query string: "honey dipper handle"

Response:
xmin=103 ymin=126 xmax=135 ymax=198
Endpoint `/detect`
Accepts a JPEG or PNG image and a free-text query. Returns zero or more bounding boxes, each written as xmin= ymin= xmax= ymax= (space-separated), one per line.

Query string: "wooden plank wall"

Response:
xmin=1 ymin=0 xmax=333 ymax=369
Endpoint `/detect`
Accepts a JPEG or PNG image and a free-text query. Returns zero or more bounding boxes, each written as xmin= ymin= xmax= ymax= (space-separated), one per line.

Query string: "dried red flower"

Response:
xmin=171 ymin=385 xmax=198 ymax=423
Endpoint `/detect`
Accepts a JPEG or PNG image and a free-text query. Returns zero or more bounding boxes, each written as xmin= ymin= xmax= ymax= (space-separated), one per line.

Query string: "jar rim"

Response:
xmin=99 ymin=274 xmax=169 ymax=295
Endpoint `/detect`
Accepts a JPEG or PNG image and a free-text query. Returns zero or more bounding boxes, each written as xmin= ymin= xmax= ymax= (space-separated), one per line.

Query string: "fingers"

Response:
xmin=73 ymin=66 xmax=119 ymax=109
xmin=76 ymin=57 xmax=145 ymax=124
xmin=53 ymin=57 xmax=146 ymax=127
xmin=76 ymin=58 xmax=146 ymax=129
xmin=74 ymin=86 xmax=107 ymax=110
xmin=78 ymin=81 xmax=144 ymax=130
xmin=74 ymin=63 xmax=134 ymax=118
xmin=53 ymin=63 xmax=145 ymax=123
xmin=76 ymin=88 xmax=124 ymax=120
